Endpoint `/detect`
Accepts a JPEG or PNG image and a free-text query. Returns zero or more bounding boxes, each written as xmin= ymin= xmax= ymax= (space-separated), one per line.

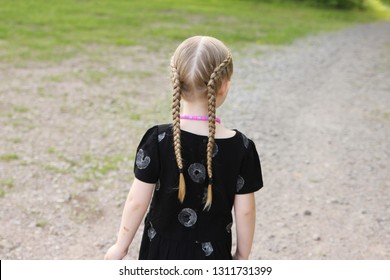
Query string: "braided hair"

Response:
xmin=170 ymin=36 xmax=233 ymax=210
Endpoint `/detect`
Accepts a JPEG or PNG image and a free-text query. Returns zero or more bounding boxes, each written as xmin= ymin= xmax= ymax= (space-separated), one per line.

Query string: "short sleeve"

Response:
xmin=133 ymin=126 xmax=160 ymax=184
xmin=236 ymin=138 xmax=263 ymax=194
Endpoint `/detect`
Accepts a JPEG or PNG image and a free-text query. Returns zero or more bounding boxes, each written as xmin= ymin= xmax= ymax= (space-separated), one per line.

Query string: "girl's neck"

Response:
xmin=181 ymin=99 xmax=209 ymax=116
xmin=180 ymin=100 xmax=223 ymax=136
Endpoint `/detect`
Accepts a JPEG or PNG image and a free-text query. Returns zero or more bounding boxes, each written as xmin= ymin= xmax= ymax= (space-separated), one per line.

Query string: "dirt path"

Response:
xmin=1 ymin=21 xmax=389 ymax=259
xmin=228 ymin=21 xmax=390 ymax=259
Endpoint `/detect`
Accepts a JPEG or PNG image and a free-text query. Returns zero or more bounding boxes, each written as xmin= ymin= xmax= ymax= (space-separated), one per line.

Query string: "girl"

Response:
xmin=104 ymin=36 xmax=263 ymax=260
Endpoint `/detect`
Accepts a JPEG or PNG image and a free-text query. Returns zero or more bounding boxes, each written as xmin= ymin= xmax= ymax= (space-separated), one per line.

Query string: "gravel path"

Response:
xmin=1 ymin=21 xmax=389 ymax=259
xmin=226 ymin=21 xmax=390 ymax=259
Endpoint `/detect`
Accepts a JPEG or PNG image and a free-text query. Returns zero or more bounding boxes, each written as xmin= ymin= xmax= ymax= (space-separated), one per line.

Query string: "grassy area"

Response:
xmin=0 ymin=0 xmax=386 ymax=61
xmin=0 ymin=154 xmax=19 ymax=161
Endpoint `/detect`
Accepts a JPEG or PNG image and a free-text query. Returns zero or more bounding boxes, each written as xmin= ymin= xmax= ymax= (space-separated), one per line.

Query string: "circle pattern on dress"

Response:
xmin=212 ymin=143 xmax=219 ymax=157
xmin=226 ymin=222 xmax=233 ymax=233
xmin=158 ymin=132 xmax=166 ymax=142
xmin=155 ymin=180 xmax=161 ymax=191
xmin=188 ymin=163 xmax=206 ymax=183
xmin=242 ymin=134 xmax=249 ymax=149
xmin=178 ymin=208 xmax=197 ymax=227
xmin=147 ymin=223 xmax=157 ymax=241
xmin=236 ymin=175 xmax=245 ymax=192
xmin=136 ymin=149 xmax=151 ymax=170
xmin=201 ymin=242 xmax=214 ymax=257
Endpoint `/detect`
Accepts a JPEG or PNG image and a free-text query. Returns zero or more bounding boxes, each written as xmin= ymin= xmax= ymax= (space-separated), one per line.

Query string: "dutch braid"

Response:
xmin=204 ymin=51 xmax=232 ymax=211
xmin=171 ymin=58 xmax=186 ymax=203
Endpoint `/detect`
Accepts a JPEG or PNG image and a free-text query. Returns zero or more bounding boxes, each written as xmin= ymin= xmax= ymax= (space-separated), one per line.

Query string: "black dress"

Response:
xmin=134 ymin=124 xmax=263 ymax=260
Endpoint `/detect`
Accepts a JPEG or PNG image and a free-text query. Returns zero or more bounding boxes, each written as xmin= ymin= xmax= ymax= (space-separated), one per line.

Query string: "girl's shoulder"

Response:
xmin=140 ymin=124 xmax=257 ymax=151
xmin=232 ymin=129 xmax=253 ymax=149
xmin=139 ymin=124 xmax=172 ymax=140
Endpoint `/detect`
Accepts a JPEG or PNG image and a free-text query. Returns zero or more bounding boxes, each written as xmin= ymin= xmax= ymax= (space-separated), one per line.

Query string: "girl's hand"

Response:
xmin=104 ymin=244 xmax=128 ymax=260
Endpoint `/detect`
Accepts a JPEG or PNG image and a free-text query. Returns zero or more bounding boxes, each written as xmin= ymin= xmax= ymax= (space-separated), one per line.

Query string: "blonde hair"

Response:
xmin=170 ymin=36 xmax=233 ymax=211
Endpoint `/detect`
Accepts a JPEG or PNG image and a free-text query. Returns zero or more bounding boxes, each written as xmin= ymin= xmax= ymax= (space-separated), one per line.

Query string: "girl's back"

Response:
xmin=135 ymin=124 xmax=262 ymax=259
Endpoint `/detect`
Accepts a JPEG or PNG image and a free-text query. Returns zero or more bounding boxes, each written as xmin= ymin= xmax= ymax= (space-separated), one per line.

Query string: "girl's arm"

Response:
xmin=233 ymin=192 xmax=256 ymax=260
xmin=104 ymin=178 xmax=155 ymax=260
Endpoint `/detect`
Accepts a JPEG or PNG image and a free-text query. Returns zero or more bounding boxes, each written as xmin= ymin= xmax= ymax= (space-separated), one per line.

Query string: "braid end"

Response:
xmin=178 ymin=172 xmax=186 ymax=203
xmin=203 ymin=184 xmax=213 ymax=211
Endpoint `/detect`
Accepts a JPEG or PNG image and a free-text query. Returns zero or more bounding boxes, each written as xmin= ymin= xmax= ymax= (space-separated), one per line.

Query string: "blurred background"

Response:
xmin=0 ymin=0 xmax=389 ymax=259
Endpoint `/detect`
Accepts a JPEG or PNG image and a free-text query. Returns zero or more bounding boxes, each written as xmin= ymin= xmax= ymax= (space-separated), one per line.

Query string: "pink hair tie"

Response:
xmin=180 ymin=115 xmax=221 ymax=124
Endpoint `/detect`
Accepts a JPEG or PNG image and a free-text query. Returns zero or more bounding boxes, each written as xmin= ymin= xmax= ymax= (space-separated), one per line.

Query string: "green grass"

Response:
xmin=0 ymin=0 xmax=386 ymax=61
xmin=42 ymin=148 xmax=132 ymax=182
xmin=35 ymin=219 xmax=49 ymax=228
xmin=12 ymin=105 xmax=30 ymax=113
xmin=0 ymin=154 xmax=19 ymax=161
xmin=6 ymin=138 xmax=23 ymax=144
xmin=1 ymin=178 xmax=15 ymax=188
xmin=0 ymin=178 xmax=14 ymax=198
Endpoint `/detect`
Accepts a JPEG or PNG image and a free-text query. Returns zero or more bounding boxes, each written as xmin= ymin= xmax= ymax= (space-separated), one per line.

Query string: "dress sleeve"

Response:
xmin=236 ymin=137 xmax=263 ymax=194
xmin=133 ymin=126 xmax=160 ymax=184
